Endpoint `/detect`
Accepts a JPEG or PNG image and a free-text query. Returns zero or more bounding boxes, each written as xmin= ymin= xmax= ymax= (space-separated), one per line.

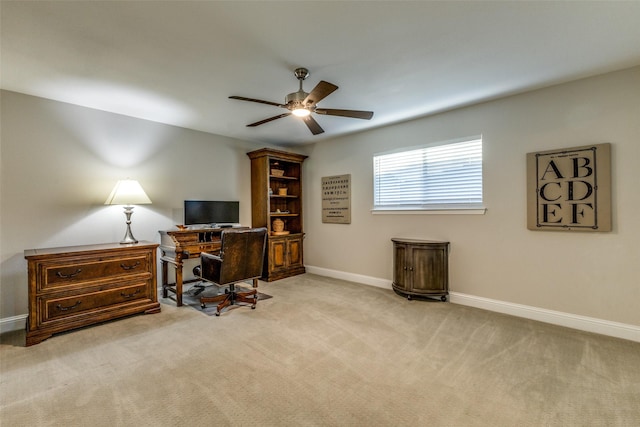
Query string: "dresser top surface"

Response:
xmin=24 ymin=241 xmax=158 ymax=259
xmin=391 ymin=238 xmax=449 ymax=245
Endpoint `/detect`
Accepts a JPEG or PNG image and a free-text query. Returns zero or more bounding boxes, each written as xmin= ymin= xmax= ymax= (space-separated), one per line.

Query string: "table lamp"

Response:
xmin=105 ymin=179 xmax=152 ymax=244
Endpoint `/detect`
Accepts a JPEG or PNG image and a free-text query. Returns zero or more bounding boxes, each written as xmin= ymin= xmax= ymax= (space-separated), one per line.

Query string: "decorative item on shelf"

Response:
xmin=272 ymin=218 xmax=284 ymax=232
xmin=268 ymin=187 xmax=273 ymax=196
xmin=105 ymin=179 xmax=152 ymax=244
xmin=271 ymin=162 xmax=285 ymax=177
xmin=175 ymin=225 xmax=188 ymax=230
xmin=272 ymin=218 xmax=289 ymax=235
xmin=278 ymin=187 xmax=288 ymax=196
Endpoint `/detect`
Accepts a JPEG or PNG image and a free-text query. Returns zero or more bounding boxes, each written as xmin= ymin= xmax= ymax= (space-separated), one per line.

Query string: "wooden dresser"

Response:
xmin=24 ymin=241 xmax=160 ymax=346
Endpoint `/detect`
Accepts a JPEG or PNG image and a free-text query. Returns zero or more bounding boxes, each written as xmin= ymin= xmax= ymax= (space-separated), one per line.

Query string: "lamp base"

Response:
xmin=120 ymin=206 xmax=139 ymax=244
xmin=120 ymin=229 xmax=139 ymax=244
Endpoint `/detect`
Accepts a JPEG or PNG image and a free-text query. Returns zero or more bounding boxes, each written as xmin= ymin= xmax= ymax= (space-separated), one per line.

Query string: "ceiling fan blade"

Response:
xmin=247 ymin=113 xmax=291 ymax=127
xmin=302 ymin=115 xmax=324 ymax=135
xmin=229 ymin=96 xmax=285 ymax=108
xmin=303 ymin=81 xmax=338 ymax=107
xmin=315 ymin=108 xmax=374 ymax=120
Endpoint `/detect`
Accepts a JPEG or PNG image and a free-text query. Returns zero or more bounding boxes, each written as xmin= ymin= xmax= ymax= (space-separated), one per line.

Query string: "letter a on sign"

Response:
xmin=526 ymin=143 xmax=611 ymax=232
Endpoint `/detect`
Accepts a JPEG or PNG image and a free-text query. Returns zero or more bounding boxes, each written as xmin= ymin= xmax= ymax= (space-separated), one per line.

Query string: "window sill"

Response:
xmin=371 ymin=207 xmax=487 ymax=215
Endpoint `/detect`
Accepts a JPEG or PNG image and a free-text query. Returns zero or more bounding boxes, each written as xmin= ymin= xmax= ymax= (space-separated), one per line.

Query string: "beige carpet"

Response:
xmin=1 ymin=274 xmax=639 ymax=426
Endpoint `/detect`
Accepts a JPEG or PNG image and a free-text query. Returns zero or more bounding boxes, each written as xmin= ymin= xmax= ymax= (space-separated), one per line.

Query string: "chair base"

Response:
xmin=200 ymin=280 xmax=258 ymax=316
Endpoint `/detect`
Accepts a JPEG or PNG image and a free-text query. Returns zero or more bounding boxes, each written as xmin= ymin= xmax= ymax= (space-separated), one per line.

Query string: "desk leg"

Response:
xmin=175 ymin=261 xmax=183 ymax=307
xmin=161 ymin=259 xmax=168 ymax=298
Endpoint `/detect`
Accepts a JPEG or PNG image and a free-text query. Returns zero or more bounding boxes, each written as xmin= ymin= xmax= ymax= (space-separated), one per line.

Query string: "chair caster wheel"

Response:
xmin=215 ymin=311 xmax=221 ymax=316
xmin=441 ymin=295 xmax=447 ymax=302
xmin=201 ymin=304 xmax=206 ymax=309
xmin=251 ymin=306 xmax=256 ymax=310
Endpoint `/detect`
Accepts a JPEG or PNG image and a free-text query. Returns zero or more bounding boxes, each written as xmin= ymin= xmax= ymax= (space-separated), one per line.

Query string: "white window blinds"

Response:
xmin=373 ymin=137 xmax=483 ymax=210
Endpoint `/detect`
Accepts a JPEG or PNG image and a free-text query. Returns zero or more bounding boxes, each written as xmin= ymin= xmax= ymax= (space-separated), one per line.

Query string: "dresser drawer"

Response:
xmin=40 ymin=254 xmax=150 ymax=291
xmin=41 ymin=282 xmax=151 ymax=322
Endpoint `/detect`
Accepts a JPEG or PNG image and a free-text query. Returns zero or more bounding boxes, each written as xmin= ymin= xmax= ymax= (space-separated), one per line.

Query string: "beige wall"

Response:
xmin=0 ymin=91 xmax=266 ymax=321
xmin=303 ymin=67 xmax=640 ymax=327
xmin=2 ymin=67 xmax=639 ymax=332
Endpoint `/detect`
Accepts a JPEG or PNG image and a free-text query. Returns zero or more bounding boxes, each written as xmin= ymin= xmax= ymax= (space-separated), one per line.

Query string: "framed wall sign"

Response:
xmin=526 ymin=143 xmax=611 ymax=232
xmin=322 ymin=174 xmax=351 ymax=224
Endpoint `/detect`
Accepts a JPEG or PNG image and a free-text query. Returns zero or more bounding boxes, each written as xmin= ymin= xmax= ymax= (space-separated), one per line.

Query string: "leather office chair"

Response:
xmin=194 ymin=227 xmax=267 ymax=316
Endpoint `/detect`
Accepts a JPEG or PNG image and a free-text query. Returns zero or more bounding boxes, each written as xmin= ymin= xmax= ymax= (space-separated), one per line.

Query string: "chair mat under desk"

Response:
xmin=175 ymin=282 xmax=272 ymax=316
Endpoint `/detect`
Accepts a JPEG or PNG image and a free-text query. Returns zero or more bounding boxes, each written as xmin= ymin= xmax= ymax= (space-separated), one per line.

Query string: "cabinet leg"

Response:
xmin=26 ymin=332 xmax=53 ymax=347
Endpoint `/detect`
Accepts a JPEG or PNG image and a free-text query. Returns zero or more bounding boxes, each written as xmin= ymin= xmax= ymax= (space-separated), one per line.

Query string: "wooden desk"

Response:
xmin=159 ymin=228 xmax=244 ymax=306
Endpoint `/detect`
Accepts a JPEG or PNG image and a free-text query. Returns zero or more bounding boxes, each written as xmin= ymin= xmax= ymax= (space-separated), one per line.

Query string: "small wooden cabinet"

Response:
xmin=247 ymin=148 xmax=308 ymax=281
xmin=24 ymin=242 xmax=160 ymax=346
xmin=392 ymin=238 xmax=449 ymax=301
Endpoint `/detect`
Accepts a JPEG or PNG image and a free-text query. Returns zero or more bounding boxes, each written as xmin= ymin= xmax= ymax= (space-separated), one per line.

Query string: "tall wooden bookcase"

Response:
xmin=247 ymin=148 xmax=308 ymax=281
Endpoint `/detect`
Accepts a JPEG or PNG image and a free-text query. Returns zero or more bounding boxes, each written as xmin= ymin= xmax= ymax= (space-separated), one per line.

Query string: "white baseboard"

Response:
xmin=305 ymin=265 xmax=391 ymax=289
xmin=305 ymin=265 xmax=640 ymax=343
xmin=0 ymin=314 xmax=27 ymax=334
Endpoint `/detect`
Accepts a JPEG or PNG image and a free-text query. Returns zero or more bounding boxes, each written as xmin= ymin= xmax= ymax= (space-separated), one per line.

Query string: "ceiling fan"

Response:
xmin=229 ymin=67 xmax=374 ymax=135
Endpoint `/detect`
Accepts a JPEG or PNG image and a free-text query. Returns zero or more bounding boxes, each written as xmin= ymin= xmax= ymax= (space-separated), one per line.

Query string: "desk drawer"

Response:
xmin=40 ymin=254 xmax=150 ymax=291
xmin=197 ymin=242 xmax=221 ymax=254
xmin=42 ymin=282 xmax=150 ymax=322
xmin=180 ymin=242 xmax=221 ymax=258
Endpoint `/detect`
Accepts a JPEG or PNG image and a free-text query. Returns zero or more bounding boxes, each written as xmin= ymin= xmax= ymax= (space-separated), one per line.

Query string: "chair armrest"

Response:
xmin=201 ymin=252 xmax=222 ymax=263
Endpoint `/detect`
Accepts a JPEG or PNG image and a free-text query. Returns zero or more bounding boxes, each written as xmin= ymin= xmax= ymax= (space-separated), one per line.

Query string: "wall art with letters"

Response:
xmin=526 ymin=143 xmax=611 ymax=232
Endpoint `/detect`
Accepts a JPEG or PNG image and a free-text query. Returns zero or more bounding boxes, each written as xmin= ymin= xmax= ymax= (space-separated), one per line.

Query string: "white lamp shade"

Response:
xmin=105 ymin=179 xmax=152 ymax=205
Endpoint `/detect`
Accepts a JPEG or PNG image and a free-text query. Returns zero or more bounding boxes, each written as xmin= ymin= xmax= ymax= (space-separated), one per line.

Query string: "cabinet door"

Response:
xmin=286 ymin=236 xmax=303 ymax=269
xmin=393 ymin=244 xmax=408 ymax=291
xmin=269 ymin=239 xmax=287 ymax=272
xmin=410 ymin=246 xmax=447 ymax=293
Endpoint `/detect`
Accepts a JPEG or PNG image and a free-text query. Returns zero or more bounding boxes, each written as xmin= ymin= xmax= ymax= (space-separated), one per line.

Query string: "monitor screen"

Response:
xmin=184 ymin=200 xmax=239 ymax=226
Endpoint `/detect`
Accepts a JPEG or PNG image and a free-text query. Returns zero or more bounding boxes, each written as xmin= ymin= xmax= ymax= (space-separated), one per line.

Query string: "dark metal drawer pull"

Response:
xmin=56 ymin=301 xmax=82 ymax=311
xmin=120 ymin=289 xmax=141 ymax=298
xmin=56 ymin=269 xmax=82 ymax=279
xmin=120 ymin=261 xmax=141 ymax=271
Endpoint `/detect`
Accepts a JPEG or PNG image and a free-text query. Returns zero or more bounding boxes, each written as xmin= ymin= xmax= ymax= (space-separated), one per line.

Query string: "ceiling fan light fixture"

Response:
xmin=292 ymin=108 xmax=311 ymax=117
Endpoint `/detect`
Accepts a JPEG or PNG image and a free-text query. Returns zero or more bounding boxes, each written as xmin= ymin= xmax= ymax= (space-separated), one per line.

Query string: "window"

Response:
xmin=373 ymin=136 xmax=483 ymax=212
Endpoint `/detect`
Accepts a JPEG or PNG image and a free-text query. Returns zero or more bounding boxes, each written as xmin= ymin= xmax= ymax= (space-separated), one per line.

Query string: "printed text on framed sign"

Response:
xmin=322 ymin=174 xmax=351 ymax=224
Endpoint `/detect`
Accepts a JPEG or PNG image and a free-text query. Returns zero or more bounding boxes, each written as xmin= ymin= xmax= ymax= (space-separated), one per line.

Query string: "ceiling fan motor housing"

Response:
xmin=285 ymin=90 xmax=309 ymax=109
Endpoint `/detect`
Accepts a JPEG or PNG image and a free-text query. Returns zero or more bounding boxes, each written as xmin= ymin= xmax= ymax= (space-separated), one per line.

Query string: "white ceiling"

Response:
xmin=2 ymin=1 xmax=640 ymax=146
